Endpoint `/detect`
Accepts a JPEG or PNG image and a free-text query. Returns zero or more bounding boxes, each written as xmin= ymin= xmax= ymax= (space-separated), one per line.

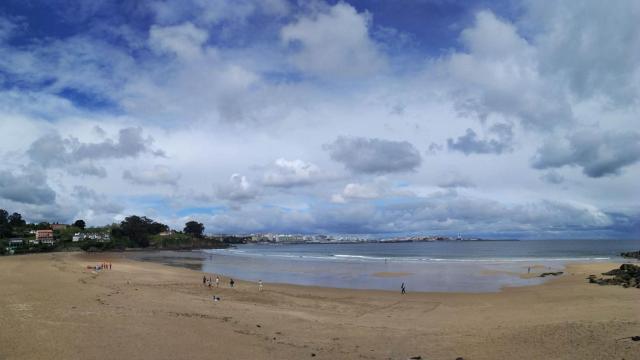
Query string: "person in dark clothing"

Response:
xmin=203 ymin=275 xmax=207 ymax=286
xmin=401 ymin=282 xmax=406 ymax=295
xmin=230 ymin=278 xmax=235 ymax=288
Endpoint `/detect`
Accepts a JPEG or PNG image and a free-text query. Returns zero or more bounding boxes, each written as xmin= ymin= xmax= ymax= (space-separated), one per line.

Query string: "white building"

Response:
xmin=72 ymin=232 xmax=111 ymax=242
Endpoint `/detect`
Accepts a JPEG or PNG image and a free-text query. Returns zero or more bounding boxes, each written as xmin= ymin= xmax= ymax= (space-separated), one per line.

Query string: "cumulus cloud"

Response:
xmin=149 ymin=22 xmax=208 ymax=60
xmin=262 ymin=158 xmax=322 ymax=187
xmin=532 ymin=130 xmax=640 ymax=177
xmin=442 ymin=10 xmax=572 ymax=129
xmin=447 ymin=123 xmax=514 ymax=155
xmin=123 ymin=165 xmax=180 ymax=186
xmin=527 ymin=1 xmax=640 ymax=104
xmin=324 ymin=136 xmax=421 ymax=174
xmin=27 ymin=127 xmax=163 ymax=176
xmin=122 ymin=21 xmax=261 ymax=123
xmin=216 ymin=174 xmax=258 ymax=202
xmin=0 ymin=2 xmax=638 ymax=237
xmin=0 ymin=169 xmax=56 ymax=204
xmin=281 ymin=3 xmax=384 ymax=78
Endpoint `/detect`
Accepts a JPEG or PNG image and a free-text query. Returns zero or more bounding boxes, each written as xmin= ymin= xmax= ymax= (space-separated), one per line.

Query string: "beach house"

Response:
xmin=34 ymin=230 xmax=55 ymax=245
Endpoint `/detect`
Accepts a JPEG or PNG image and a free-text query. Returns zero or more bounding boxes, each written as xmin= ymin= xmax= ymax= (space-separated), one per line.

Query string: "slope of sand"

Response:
xmin=1 ymin=252 xmax=638 ymax=360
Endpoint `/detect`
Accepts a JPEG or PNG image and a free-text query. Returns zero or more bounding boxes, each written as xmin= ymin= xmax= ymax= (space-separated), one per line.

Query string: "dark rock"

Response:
xmin=620 ymin=251 xmax=640 ymax=260
xmin=632 ymin=336 xmax=640 ymax=341
xmin=456 ymin=358 xmax=464 ymax=360
xmin=589 ymin=264 xmax=640 ymax=288
xmin=311 ymin=353 xmax=316 ymax=357
xmin=539 ymin=271 xmax=563 ymax=277
xmin=409 ymin=357 xmax=422 ymax=360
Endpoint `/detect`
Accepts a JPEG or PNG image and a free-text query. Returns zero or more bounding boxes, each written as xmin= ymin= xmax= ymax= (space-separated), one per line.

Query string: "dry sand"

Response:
xmin=1 ymin=252 xmax=638 ymax=360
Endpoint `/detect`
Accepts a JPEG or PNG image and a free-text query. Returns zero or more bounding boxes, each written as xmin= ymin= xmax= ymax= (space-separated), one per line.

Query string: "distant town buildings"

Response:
xmin=243 ymin=233 xmax=477 ymax=244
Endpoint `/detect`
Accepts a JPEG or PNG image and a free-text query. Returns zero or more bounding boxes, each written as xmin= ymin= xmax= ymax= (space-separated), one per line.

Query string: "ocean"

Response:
xmin=137 ymin=240 xmax=640 ymax=293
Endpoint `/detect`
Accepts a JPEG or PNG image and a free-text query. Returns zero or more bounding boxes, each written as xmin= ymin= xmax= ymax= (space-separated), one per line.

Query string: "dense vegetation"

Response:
xmin=1 ymin=208 xmax=237 ymax=254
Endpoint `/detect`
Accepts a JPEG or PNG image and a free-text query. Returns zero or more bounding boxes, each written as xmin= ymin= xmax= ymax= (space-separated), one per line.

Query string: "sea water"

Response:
xmin=140 ymin=240 xmax=640 ymax=292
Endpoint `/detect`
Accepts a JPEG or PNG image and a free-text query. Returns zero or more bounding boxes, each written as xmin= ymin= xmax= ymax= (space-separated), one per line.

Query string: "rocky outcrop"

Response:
xmin=587 ymin=264 xmax=640 ymax=288
xmin=620 ymin=250 xmax=640 ymax=260
xmin=539 ymin=271 xmax=563 ymax=277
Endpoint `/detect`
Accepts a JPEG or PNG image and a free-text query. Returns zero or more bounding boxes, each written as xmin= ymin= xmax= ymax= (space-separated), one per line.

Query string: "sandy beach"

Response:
xmin=1 ymin=252 xmax=638 ymax=360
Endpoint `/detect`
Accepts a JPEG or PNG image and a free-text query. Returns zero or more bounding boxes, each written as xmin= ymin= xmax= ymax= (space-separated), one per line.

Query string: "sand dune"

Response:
xmin=1 ymin=252 xmax=638 ymax=360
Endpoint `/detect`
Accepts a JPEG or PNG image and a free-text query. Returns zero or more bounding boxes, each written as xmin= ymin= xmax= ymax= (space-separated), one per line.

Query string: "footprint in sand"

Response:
xmin=10 ymin=303 xmax=33 ymax=312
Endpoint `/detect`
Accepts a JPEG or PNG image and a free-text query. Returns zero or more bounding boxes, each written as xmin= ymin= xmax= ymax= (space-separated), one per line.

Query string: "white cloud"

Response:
xmin=441 ymin=10 xmax=572 ymax=130
xmin=216 ymin=173 xmax=258 ymax=202
xmin=526 ymin=1 xmax=640 ymax=104
xmin=331 ymin=178 xmax=412 ymax=203
xmin=0 ymin=2 xmax=638 ymax=237
xmin=149 ymin=22 xmax=208 ymax=60
xmin=262 ymin=158 xmax=322 ymax=187
xmin=281 ymin=3 xmax=385 ymax=78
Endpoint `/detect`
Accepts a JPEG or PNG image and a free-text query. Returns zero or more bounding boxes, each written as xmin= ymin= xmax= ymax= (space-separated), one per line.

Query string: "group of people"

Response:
xmin=95 ymin=262 xmax=112 ymax=271
xmin=202 ymin=275 xmax=220 ymax=288
xmin=201 ymin=274 xmax=264 ymax=292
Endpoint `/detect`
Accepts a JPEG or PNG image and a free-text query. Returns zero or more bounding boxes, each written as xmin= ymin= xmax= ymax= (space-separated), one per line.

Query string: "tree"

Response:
xmin=184 ymin=221 xmax=205 ymax=238
xmin=73 ymin=219 xmax=86 ymax=230
xmin=0 ymin=209 xmax=10 ymax=238
xmin=120 ymin=215 xmax=168 ymax=248
xmin=36 ymin=222 xmax=51 ymax=230
xmin=8 ymin=213 xmax=26 ymax=227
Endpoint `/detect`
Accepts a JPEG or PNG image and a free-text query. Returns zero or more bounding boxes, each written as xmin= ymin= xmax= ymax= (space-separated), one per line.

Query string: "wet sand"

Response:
xmin=1 ymin=252 xmax=638 ymax=360
xmin=372 ymin=271 xmax=413 ymax=277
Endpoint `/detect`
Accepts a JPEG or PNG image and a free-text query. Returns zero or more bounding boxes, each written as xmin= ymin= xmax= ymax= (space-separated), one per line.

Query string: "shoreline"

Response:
xmin=1 ymin=252 xmax=639 ymax=359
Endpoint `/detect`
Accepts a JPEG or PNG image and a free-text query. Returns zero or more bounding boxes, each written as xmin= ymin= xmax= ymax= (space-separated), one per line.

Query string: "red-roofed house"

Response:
xmin=33 ymin=230 xmax=55 ymax=245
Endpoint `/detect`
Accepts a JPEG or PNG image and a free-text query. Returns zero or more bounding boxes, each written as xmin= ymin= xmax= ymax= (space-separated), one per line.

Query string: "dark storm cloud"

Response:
xmin=324 ymin=136 xmax=422 ymax=174
xmin=447 ymin=123 xmax=514 ymax=155
xmin=532 ymin=130 xmax=640 ymax=177
xmin=0 ymin=169 xmax=56 ymax=204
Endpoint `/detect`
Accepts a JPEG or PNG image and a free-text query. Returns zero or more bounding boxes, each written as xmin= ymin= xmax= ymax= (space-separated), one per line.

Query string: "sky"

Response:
xmin=0 ymin=0 xmax=638 ymax=239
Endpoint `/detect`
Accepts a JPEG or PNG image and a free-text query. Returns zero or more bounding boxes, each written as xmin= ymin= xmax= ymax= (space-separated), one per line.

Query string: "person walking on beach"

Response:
xmin=230 ymin=278 xmax=235 ymax=288
xmin=203 ymin=275 xmax=207 ymax=286
xmin=528 ymin=266 xmax=531 ymax=274
xmin=215 ymin=276 xmax=220 ymax=287
xmin=401 ymin=282 xmax=406 ymax=295
xmin=258 ymin=280 xmax=263 ymax=292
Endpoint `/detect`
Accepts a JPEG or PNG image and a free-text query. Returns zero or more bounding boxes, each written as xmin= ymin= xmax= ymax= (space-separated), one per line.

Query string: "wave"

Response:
xmin=203 ymin=249 xmax=612 ymax=263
